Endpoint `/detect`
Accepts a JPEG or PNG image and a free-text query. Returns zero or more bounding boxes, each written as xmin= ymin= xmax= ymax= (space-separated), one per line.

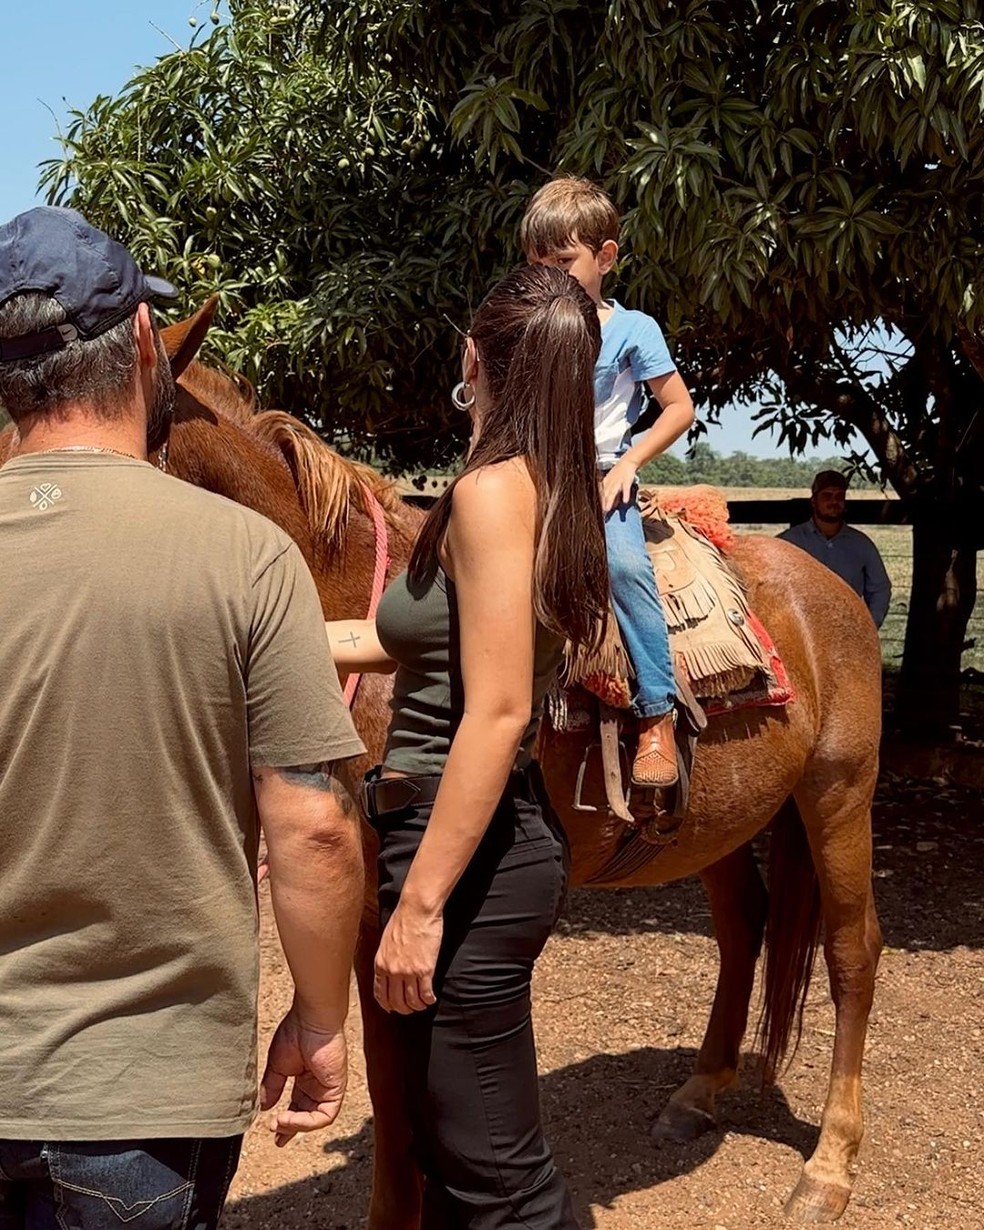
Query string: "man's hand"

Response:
xmin=601 ymin=456 xmax=639 ymax=513
xmin=260 ymin=1007 xmax=348 ymax=1147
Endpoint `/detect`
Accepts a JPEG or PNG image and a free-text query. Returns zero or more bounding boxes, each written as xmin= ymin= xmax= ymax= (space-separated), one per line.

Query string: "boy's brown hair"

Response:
xmin=519 ymin=176 xmax=620 ymax=257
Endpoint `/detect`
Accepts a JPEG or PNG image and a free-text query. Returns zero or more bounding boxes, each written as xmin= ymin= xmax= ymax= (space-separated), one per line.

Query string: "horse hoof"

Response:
xmin=651 ymin=1101 xmax=717 ymax=1144
xmin=784 ymin=1175 xmax=852 ymax=1223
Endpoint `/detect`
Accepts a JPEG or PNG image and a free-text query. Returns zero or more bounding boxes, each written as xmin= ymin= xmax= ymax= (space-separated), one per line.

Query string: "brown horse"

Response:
xmin=0 ymin=309 xmax=882 ymax=1225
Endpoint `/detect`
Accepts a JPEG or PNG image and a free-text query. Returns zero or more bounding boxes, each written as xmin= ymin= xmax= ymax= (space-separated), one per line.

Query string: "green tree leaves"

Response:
xmin=39 ymin=0 xmax=984 ymax=487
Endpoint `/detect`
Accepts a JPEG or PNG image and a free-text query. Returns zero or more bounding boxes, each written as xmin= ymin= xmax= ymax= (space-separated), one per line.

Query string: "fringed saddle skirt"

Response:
xmin=564 ymin=485 xmax=793 ymax=717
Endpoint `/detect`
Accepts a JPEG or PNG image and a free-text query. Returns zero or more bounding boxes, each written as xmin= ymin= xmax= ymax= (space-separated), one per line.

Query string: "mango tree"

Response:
xmin=44 ymin=0 xmax=984 ymax=732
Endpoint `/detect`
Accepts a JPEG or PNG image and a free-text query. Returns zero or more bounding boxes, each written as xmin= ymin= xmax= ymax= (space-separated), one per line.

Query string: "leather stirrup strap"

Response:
xmin=599 ymin=704 xmax=634 ymax=825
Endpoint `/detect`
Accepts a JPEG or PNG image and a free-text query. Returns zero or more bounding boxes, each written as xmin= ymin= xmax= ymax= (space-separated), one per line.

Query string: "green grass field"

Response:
xmin=724 ymin=492 xmax=983 ymax=675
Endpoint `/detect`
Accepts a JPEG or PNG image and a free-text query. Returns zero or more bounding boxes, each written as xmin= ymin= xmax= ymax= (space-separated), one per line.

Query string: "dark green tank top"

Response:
xmin=375 ymin=567 xmax=563 ymax=774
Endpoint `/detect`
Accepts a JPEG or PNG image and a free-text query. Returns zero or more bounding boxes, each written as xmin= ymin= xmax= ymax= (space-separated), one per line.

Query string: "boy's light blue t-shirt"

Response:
xmin=594 ymin=300 xmax=676 ymax=468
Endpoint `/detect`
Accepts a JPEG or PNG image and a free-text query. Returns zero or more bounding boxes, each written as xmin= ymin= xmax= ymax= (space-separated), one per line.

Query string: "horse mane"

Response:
xmin=249 ymin=410 xmax=411 ymax=552
xmin=177 ymin=358 xmax=415 ymax=554
xmin=180 ymin=360 xmax=258 ymax=426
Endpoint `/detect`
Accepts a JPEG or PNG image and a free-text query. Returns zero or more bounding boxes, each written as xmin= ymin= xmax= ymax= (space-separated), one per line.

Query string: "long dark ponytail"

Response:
xmin=409 ymin=264 xmax=608 ymax=650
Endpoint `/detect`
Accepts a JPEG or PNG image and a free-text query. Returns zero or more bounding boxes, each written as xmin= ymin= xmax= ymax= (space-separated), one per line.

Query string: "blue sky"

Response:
xmin=0 ymin=2 xmax=808 ymax=459
xmin=1 ymin=2 xmax=219 ymax=219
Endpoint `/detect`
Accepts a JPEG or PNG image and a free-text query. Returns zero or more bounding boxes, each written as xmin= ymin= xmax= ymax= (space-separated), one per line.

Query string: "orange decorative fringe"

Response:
xmin=561 ymin=484 xmax=792 ymax=718
xmin=638 ymin=484 xmax=734 ymax=551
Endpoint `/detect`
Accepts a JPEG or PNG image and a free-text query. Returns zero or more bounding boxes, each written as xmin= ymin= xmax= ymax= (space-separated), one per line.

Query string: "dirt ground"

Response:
xmin=224 ymin=773 xmax=984 ymax=1230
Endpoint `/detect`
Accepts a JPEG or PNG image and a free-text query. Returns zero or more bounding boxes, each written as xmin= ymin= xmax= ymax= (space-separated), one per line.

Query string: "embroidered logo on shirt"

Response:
xmin=29 ymin=483 xmax=63 ymax=511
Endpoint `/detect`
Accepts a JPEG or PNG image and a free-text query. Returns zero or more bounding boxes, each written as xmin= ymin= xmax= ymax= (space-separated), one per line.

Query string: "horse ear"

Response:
xmin=160 ymin=295 xmax=220 ymax=379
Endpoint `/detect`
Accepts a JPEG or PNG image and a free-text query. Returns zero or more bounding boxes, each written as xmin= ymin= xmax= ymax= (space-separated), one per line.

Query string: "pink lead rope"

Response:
xmin=343 ymin=484 xmax=391 ymax=709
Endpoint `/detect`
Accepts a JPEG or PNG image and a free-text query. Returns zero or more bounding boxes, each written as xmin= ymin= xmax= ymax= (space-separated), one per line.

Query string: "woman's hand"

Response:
xmin=601 ymin=457 xmax=638 ymax=513
xmin=374 ymin=901 xmax=443 ymax=1014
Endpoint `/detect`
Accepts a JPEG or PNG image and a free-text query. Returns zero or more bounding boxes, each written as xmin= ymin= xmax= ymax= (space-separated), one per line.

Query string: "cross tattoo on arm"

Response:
xmin=338 ymin=631 xmax=361 ymax=649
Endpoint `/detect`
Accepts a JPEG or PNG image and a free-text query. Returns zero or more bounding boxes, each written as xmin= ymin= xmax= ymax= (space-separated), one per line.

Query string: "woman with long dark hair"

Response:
xmin=327 ymin=264 xmax=608 ymax=1229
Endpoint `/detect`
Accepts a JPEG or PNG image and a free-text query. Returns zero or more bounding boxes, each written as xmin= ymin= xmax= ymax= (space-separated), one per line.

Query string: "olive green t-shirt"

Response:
xmin=0 ymin=452 xmax=365 ymax=1140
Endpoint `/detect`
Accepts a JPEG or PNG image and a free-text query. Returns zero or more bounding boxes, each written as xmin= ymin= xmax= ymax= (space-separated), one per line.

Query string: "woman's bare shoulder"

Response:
xmin=448 ymin=460 xmax=536 ymax=556
xmin=451 ymin=458 xmax=535 ymax=514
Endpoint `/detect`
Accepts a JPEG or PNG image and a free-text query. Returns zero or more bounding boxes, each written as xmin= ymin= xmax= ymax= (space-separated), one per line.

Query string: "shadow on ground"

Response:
xmin=224 ymin=1047 xmax=814 ymax=1230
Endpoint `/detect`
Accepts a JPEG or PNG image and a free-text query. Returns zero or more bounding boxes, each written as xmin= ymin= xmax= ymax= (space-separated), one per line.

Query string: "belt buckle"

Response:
xmin=360 ymin=770 xmax=382 ymax=819
xmin=359 ymin=782 xmax=370 ymax=818
xmin=361 ymin=772 xmax=421 ymax=819
xmin=386 ymin=777 xmax=421 ymax=813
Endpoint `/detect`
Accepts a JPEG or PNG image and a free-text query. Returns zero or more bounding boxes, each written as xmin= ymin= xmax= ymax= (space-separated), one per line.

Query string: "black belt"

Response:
xmin=362 ymin=765 xmax=536 ymax=820
xmin=361 ymin=771 xmax=442 ymax=819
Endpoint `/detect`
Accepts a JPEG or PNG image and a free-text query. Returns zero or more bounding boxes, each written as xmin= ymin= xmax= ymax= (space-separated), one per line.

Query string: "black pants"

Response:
xmin=374 ymin=763 xmax=579 ymax=1230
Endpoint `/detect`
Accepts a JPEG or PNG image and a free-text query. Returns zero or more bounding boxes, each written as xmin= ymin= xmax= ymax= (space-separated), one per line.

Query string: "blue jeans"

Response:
xmin=604 ymin=491 xmax=675 ymax=718
xmin=0 ymin=1137 xmax=241 ymax=1230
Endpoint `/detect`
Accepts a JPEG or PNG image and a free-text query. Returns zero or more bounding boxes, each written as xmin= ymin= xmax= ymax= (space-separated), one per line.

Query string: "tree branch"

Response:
xmin=771 ymin=348 xmax=920 ymax=500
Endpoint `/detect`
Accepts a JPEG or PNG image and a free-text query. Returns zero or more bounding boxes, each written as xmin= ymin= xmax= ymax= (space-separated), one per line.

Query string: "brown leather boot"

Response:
xmin=631 ymin=712 xmax=678 ymax=788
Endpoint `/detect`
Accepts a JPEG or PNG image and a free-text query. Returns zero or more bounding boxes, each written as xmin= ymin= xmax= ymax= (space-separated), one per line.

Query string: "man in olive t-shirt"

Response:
xmin=0 ymin=208 xmax=365 ymax=1227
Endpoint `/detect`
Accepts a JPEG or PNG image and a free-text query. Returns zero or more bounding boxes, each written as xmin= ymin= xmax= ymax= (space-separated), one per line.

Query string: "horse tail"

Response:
xmin=249 ymin=411 xmax=402 ymax=551
xmin=755 ymin=798 xmax=823 ymax=1083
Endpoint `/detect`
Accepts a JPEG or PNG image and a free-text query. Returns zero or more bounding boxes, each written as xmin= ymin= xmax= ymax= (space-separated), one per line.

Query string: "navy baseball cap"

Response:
xmin=811 ymin=469 xmax=849 ymax=495
xmin=0 ymin=206 xmax=178 ymax=363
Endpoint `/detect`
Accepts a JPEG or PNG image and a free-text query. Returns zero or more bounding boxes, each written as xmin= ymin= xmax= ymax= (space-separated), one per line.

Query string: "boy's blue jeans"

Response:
xmin=0 ymin=1136 xmax=241 ymax=1230
xmin=604 ymin=490 xmax=676 ymax=718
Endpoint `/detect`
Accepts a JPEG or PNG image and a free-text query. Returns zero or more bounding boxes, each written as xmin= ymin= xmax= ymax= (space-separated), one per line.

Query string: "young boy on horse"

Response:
xmin=521 ymin=177 xmax=695 ymax=787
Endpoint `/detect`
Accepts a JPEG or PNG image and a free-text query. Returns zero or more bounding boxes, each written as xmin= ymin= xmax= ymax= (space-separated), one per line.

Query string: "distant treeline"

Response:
xmin=640 ymin=444 xmax=879 ymax=489
xmin=416 ymin=442 xmax=881 ymax=489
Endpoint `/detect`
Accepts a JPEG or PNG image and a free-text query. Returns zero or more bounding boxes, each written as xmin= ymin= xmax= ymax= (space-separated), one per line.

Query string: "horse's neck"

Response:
xmin=337 ymin=492 xmax=421 ymax=615
xmin=169 ymin=415 xmax=419 ymax=620
xmin=171 ymin=415 xmax=315 ymax=543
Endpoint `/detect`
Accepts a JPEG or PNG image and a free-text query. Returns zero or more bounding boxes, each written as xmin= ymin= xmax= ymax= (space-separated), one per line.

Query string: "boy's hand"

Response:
xmin=601 ymin=457 xmax=639 ymax=513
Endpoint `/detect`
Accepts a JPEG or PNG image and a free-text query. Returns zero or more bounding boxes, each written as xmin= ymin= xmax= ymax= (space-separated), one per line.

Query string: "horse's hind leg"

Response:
xmin=653 ymin=841 xmax=768 ymax=1142
xmin=356 ymin=917 xmax=424 ymax=1230
xmin=786 ymin=773 xmax=882 ymax=1223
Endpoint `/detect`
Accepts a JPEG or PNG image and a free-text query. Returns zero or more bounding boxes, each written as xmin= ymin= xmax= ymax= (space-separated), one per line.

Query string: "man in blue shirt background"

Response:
xmin=779 ymin=470 xmax=893 ymax=627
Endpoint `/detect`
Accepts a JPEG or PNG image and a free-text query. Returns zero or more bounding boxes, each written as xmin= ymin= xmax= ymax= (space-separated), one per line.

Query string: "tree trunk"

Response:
xmin=896 ymin=512 xmax=978 ymax=738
